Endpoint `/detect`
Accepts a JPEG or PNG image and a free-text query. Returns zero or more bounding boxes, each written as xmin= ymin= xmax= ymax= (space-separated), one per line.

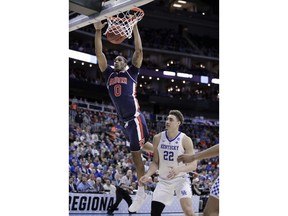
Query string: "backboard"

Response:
xmin=69 ymin=0 xmax=154 ymax=32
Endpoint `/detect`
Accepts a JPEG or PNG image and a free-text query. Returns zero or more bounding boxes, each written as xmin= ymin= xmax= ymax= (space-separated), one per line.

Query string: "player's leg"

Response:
xmin=151 ymin=201 xmax=165 ymax=216
xmin=137 ymin=113 xmax=153 ymax=153
xmin=180 ymin=198 xmax=197 ymax=216
xmin=128 ymin=150 xmax=146 ymax=212
xmin=203 ymin=196 xmax=219 ymax=216
xmin=150 ymin=180 xmax=173 ymax=216
xmin=176 ymin=177 xmax=197 ymax=216
xmin=126 ymin=114 xmax=149 ymax=212
xmin=203 ymin=177 xmax=219 ymax=216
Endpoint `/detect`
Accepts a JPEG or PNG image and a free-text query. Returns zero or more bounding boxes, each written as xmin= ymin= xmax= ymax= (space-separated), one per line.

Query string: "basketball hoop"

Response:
xmin=104 ymin=7 xmax=144 ymax=39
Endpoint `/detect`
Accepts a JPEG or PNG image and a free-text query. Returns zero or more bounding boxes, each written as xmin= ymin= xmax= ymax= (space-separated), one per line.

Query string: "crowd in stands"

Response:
xmin=69 ymin=66 xmax=219 ymax=103
xmin=69 ymin=24 xmax=219 ymax=81
xmin=69 ymin=99 xmax=219 ymax=211
xmin=69 ymin=25 xmax=219 ymax=59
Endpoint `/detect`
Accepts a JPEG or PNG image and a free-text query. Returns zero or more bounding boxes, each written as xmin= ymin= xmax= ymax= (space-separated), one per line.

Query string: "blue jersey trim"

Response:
xmin=165 ymin=131 xmax=182 ymax=142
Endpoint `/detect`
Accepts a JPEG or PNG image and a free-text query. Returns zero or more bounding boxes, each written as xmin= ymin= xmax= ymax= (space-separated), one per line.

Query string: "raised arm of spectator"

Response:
xmin=177 ymin=144 xmax=219 ymax=163
xmin=131 ymin=23 xmax=143 ymax=68
xmin=94 ymin=21 xmax=108 ymax=72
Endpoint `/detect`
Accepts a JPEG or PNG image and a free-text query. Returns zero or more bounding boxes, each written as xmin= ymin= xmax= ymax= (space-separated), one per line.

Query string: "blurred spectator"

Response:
xmin=95 ymin=177 xmax=105 ymax=194
xmin=69 ymin=177 xmax=77 ymax=193
xmin=103 ymin=178 xmax=117 ymax=194
xmin=76 ymin=175 xmax=95 ymax=192
xmin=87 ymin=174 xmax=96 ymax=188
xmin=191 ymin=177 xmax=202 ymax=196
xmin=75 ymin=110 xmax=84 ymax=127
xmin=146 ymin=176 xmax=158 ymax=192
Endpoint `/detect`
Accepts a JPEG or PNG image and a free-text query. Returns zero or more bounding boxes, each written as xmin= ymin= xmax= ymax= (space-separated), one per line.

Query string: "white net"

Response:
xmin=104 ymin=8 xmax=144 ymax=39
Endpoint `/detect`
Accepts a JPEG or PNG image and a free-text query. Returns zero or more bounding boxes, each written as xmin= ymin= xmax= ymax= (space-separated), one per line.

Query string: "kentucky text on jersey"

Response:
xmin=109 ymin=77 xmax=128 ymax=86
xmin=160 ymin=144 xmax=179 ymax=151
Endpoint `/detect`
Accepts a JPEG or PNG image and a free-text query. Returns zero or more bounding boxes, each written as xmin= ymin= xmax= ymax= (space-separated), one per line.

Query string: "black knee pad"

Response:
xmin=151 ymin=201 xmax=165 ymax=216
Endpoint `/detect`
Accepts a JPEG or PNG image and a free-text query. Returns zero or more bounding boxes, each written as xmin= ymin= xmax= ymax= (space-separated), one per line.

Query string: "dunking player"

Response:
xmin=93 ymin=21 xmax=153 ymax=212
xmin=178 ymin=144 xmax=219 ymax=216
xmin=140 ymin=110 xmax=197 ymax=216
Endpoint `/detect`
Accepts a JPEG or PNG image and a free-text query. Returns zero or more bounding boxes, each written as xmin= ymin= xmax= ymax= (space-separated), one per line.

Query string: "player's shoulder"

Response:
xmin=153 ymin=132 xmax=163 ymax=142
xmin=154 ymin=132 xmax=162 ymax=139
xmin=128 ymin=64 xmax=140 ymax=74
xmin=182 ymin=133 xmax=193 ymax=143
xmin=103 ymin=65 xmax=114 ymax=74
xmin=130 ymin=64 xmax=139 ymax=69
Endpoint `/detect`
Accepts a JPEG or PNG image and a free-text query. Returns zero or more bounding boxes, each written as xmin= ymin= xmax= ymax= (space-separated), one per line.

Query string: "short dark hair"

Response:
xmin=114 ymin=56 xmax=127 ymax=64
xmin=169 ymin=110 xmax=184 ymax=125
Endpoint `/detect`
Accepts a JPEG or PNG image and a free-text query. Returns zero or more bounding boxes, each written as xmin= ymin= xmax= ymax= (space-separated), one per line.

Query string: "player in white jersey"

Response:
xmin=178 ymin=144 xmax=219 ymax=216
xmin=140 ymin=110 xmax=197 ymax=216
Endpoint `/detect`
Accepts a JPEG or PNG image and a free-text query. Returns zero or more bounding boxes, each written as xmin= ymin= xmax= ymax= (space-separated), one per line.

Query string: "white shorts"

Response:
xmin=210 ymin=177 xmax=219 ymax=199
xmin=152 ymin=176 xmax=192 ymax=206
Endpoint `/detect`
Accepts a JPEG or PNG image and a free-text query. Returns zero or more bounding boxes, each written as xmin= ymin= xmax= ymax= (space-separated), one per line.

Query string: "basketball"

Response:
xmin=106 ymin=25 xmax=126 ymax=44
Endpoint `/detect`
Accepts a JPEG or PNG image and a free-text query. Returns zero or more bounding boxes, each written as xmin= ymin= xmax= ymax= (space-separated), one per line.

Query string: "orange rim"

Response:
xmin=108 ymin=7 xmax=144 ymax=22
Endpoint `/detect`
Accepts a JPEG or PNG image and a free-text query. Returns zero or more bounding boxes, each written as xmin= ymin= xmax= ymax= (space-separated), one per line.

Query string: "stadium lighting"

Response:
xmin=155 ymin=69 xmax=159 ymax=71
xmin=69 ymin=49 xmax=97 ymax=64
xmin=200 ymin=76 xmax=209 ymax=84
xmin=163 ymin=71 xmax=176 ymax=76
xmin=178 ymin=0 xmax=187 ymax=3
xmin=173 ymin=3 xmax=182 ymax=8
xmin=177 ymin=72 xmax=193 ymax=78
xmin=211 ymin=78 xmax=220 ymax=84
xmin=157 ymin=78 xmax=160 ymax=80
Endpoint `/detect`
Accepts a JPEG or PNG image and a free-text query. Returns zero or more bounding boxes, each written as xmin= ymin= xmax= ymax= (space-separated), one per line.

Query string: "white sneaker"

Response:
xmin=128 ymin=191 xmax=147 ymax=212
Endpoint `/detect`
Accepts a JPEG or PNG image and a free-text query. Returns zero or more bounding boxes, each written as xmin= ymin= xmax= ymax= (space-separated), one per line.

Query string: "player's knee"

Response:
xmin=182 ymin=205 xmax=194 ymax=216
xmin=151 ymin=201 xmax=165 ymax=216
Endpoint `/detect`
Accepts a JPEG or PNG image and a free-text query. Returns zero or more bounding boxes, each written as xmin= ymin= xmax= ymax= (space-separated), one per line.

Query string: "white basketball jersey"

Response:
xmin=157 ymin=131 xmax=187 ymax=180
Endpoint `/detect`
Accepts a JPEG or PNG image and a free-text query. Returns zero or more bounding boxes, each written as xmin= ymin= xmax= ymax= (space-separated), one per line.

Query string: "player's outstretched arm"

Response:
xmin=132 ymin=24 xmax=143 ymax=68
xmin=168 ymin=135 xmax=197 ymax=179
xmin=94 ymin=21 xmax=108 ymax=72
xmin=177 ymin=144 xmax=219 ymax=163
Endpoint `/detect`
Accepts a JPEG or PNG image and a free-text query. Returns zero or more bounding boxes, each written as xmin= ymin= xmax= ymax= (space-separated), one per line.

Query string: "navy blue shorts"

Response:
xmin=123 ymin=113 xmax=150 ymax=151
